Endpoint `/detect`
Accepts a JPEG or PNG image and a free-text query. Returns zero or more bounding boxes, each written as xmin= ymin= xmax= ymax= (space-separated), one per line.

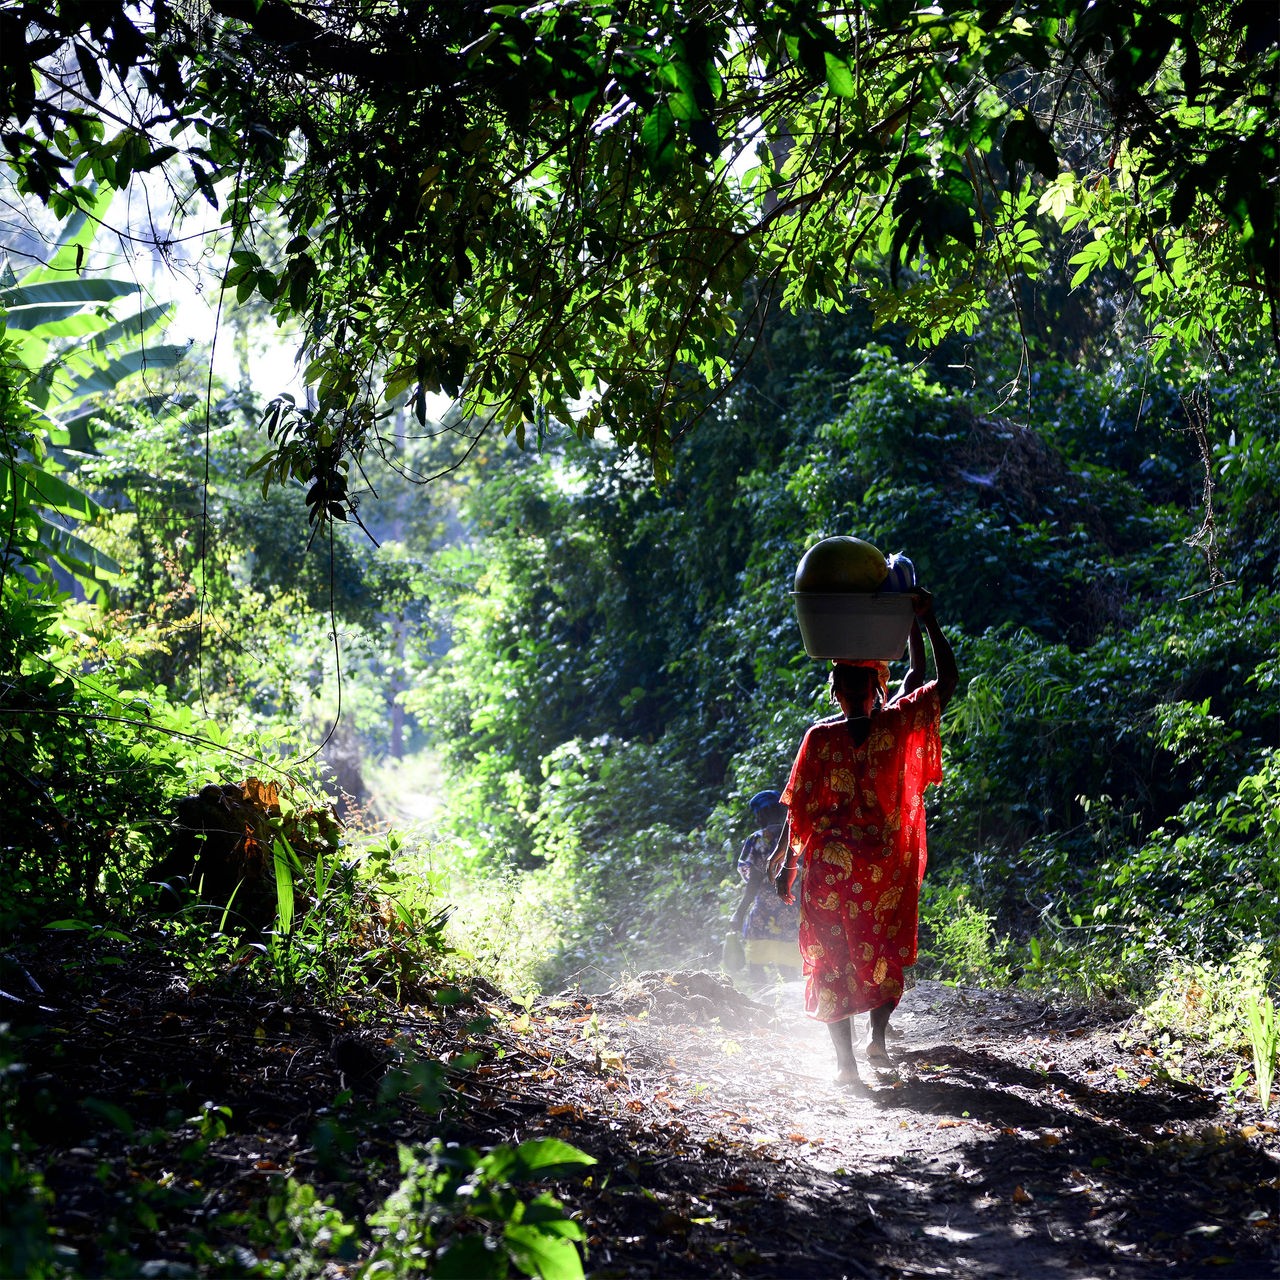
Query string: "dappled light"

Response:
xmin=3 ymin=0 xmax=1279 ymax=1274
xmin=13 ymin=940 xmax=1280 ymax=1275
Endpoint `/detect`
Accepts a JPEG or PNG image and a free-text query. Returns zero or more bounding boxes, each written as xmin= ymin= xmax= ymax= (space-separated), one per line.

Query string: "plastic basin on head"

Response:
xmin=792 ymin=592 xmax=915 ymax=661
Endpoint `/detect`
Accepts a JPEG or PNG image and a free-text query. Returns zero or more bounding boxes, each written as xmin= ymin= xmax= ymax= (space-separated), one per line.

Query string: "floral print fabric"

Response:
xmin=780 ymin=685 xmax=942 ymax=1022
xmin=736 ymin=827 xmax=801 ymax=965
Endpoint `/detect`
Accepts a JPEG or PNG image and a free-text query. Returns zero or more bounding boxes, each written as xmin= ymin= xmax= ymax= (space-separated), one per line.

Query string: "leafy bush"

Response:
xmin=1091 ymin=746 xmax=1280 ymax=966
xmin=153 ymin=825 xmax=455 ymax=1005
xmin=363 ymin=1138 xmax=595 ymax=1279
xmin=233 ymin=1135 xmax=597 ymax=1279
xmin=917 ymin=874 xmax=1013 ymax=987
xmin=405 ymin=312 xmax=1280 ymax=993
xmin=1139 ymin=942 xmax=1276 ymax=1059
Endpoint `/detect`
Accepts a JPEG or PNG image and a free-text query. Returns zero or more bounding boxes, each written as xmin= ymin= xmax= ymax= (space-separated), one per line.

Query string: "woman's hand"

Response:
xmin=909 ymin=587 xmax=934 ymax=618
xmin=775 ymin=861 xmax=798 ymax=904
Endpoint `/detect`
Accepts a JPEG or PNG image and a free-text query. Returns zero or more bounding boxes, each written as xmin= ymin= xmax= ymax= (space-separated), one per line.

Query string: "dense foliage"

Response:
xmin=2 ymin=0 xmax=1275 ymax=506
xmin=410 ymin=308 xmax=1279 ymax=990
xmin=0 ymin=205 xmax=443 ymax=933
xmin=2 ymin=5 xmax=1280 ymax=1272
xmin=3 ymin=0 xmax=1277 ymax=1005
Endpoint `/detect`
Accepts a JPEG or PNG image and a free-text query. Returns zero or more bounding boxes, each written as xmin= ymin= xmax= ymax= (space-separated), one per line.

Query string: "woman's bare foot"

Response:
xmin=867 ymin=1002 xmax=896 ymax=1067
xmin=864 ymin=1041 xmax=894 ymax=1068
xmin=826 ymin=1017 xmax=862 ymax=1087
xmin=835 ymin=1065 xmax=866 ymax=1089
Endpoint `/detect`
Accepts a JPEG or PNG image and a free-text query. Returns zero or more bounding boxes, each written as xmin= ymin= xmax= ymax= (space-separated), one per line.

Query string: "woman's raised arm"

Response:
xmin=913 ymin=590 xmax=958 ymax=711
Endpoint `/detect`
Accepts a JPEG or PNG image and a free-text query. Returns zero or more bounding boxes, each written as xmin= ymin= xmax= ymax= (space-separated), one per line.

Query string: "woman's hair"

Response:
xmin=757 ymin=803 xmax=787 ymax=828
xmin=829 ymin=665 xmax=890 ymax=716
xmin=829 ymin=665 xmax=880 ymax=696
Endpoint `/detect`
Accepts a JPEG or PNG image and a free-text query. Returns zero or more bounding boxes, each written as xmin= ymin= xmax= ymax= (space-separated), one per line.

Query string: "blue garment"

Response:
xmin=736 ymin=825 xmax=801 ymax=966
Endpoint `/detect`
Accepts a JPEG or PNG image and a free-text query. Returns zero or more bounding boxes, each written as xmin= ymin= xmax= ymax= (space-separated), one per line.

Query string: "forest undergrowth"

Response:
xmin=6 ymin=871 xmax=1280 ymax=1280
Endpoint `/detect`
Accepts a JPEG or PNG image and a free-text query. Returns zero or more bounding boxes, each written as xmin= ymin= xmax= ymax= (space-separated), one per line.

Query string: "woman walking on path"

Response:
xmin=770 ymin=590 xmax=957 ymax=1086
xmin=731 ymin=790 xmax=801 ymax=985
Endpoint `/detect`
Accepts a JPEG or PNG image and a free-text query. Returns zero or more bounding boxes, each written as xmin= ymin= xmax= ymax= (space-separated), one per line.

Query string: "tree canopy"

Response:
xmin=5 ymin=10 xmax=1280 ymax=1272
xmin=4 ymin=0 xmax=1276 ymax=504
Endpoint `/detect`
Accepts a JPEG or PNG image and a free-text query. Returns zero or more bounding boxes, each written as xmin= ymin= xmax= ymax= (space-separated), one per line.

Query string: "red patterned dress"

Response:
xmin=780 ymin=685 xmax=942 ymax=1022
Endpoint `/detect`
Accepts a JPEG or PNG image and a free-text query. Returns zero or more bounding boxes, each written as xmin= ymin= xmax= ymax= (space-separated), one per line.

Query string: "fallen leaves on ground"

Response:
xmin=7 ymin=942 xmax=1280 ymax=1279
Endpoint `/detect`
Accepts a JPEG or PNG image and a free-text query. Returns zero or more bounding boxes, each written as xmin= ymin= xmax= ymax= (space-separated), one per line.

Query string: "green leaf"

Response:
xmin=1036 ymin=175 xmax=1076 ymax=221
xmin=436 ymin=1236 xmax=504 ymax=1280
xmin=45 ymin=403 xmax=103 ymax=452
xmin=1 ymin=306 xmax=110 ymax=337
xmin=35 ymin=519 xmax=121 ymax=579
xmin=824 ymin=51 xmax=855 ymax=98
xmin=74 ymin=43 xmax=103 ymax=99
xmin=287 ymin=255 xmax=316 ymax=310
xmin=504 ymin=1225 xmax=585 ymax=1280
xmin=82 ymin=1098 xmax=135 ymax=1136
xmin=1001 ymin=113 xmax=1057 ymax=179
xmin=20 ymin=461 xmax=101 ymax=520
xmin=0 ymin=277 xmax=141 ymax=310
xmin=87 ymin=303 xmax=173 ymax=353
xmin=58 ymin=345 xmax=189 ymax=407
xmin=509 ymin=1138 xmax=597 ymax=1180
xmin=1067 ymin=237 xmax=1110 ymax=287
xmin=640 ymin=102 xmax=677 ymax=175
xmin=272 ymin=836 xmax=297 ymax=936
xmin=522 ymin=1195 xmax=586 ymax=1240
xmin=132 ymin=144 xmax=180 ymax=174
xmin=796 ymin=31 xmax=829 ymax=81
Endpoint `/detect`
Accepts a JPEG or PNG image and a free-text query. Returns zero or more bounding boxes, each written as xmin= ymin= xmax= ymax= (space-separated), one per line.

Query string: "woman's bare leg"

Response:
xmin=827 ymin=1018 xmax=860 ymax=1084
xmin=866 ymin=1003 xmax=894 ymax=1063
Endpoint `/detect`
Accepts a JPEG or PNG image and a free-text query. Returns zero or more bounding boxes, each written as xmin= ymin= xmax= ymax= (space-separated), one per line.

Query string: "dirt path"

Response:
xmin=11 ymin=944 xmax=1280 ymax=1277
xmin=574 ymin=972 xmax=1280 ymax=1278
